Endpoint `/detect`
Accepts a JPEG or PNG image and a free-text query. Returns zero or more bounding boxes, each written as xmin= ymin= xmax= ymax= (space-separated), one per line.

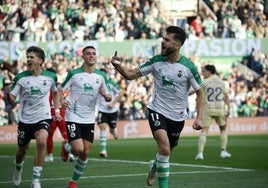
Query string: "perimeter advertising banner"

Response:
xmin=1 ymin=38 xmax=267 ymax=76
xmin=0 ymin=117 xmax=267 ymax=144
xmin=1 ymin=38 xmax=267 ymax=60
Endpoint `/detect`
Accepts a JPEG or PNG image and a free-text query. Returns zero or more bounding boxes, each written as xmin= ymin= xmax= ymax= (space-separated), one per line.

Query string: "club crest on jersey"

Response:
xmin=177 ymin=70 xmax=182 ymax=77
xmin=43 ymin=80 xmax=47 ymax=85
xmin=154 ymin=120 xmax=161 ymax=127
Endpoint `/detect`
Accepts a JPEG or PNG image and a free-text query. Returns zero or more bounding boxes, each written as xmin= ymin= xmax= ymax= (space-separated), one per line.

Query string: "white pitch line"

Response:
xmin=0 ymin=169 xmax=252 ymax=185
xmin=0 ymin=155 xmax=253 ymax=185
xmin=0 ymin=155 xmax=252 ymax=172
xmin=87 ymin=157 xmax=253 ymax=172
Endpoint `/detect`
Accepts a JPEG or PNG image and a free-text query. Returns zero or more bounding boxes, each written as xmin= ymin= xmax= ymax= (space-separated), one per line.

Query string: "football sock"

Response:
xmin=156 ymin=154 xmax=170 ymax=188
xmin=14 ymin=160 xmax=24 ymax=170
xmin=100 ymin=130 xmax=107 ymax=152
xmin=32 ymin=166 xmax=42 ymax=181
xmin=198 ymin=132 xmax=206 ymax=152
xmin=220 ymin=130 xmax=228 ymax=150
xmin=153 ymin=153 xmax=157 ymax=169
xmin=71 ymin=158 xmax=88 ymax=181
xmin=65 ymin=143 xmax=72 ymax=153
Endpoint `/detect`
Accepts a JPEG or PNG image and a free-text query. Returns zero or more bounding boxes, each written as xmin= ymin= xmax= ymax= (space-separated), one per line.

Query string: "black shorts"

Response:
xmin=147 ymin=108 xmax=184 ymax=148
xmin=97 ymin=111 xmax=118 ymax=129
xmin=17 ymin=119 xmax=52 ymax=147
xmin=66 ymin=122 xmax=95 ymax=143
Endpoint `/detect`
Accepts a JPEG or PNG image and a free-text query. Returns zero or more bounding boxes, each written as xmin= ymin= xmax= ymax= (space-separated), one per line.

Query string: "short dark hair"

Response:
xmin=166 ymin=26 xmax=187 ymax=45
xmin=204 ymin=64 xmax=217 ymax=74
xmin=26 ymin=46 xmax=45 ymax=63
xmin=82 ymin=46 xmax=96 ymax=53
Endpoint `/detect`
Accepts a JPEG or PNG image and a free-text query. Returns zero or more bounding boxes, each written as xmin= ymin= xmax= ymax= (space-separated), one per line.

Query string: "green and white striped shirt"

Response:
xmin=61 ymin=67 xmax=109 ymax=124
xmin=139 ymin=55 xmax=202 ymax=121
xmin=10 ymin=70 xmax=58 ymax=124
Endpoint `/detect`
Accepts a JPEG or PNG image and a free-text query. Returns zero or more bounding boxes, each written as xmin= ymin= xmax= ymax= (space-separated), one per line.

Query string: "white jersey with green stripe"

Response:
xmin=10 ymin=70 xmax=58 ymax=124
xmin=139 ymin=55 xmax=202 ymax=121
xmin=61 ymin=67 xmax=109 ymax=124
xmin=97 ymin=79 xmax=121 ymax=113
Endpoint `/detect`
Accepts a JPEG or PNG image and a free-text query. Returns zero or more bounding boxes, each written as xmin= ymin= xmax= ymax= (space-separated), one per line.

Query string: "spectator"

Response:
xmin=0 ymin=90 xmax=8 ymax=126
xmin=0 ymin=0 xmax=268 ymax=124
xmin=202 ymin=15 xmax=217 ymax=37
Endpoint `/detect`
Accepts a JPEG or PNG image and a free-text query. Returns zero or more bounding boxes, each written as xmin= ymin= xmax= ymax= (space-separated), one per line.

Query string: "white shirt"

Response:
xmin=10 ymin=70 xmax=58 ymax=124
xmin=139 ymin=55 xmax=202 ymax=121
xmin=61 ymin=67 xmax=109 ymax=124
xmin=97 ymin=79 xmax=121 ymax=113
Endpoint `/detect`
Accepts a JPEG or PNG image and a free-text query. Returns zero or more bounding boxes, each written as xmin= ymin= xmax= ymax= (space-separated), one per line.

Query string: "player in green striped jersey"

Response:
xmin=60 ymin=46 xmax=111 ymax=188
xmin=6 ymin=46 xmax=61 ymax=188
xmin=110 ymin=26 xmax=204 ymax=188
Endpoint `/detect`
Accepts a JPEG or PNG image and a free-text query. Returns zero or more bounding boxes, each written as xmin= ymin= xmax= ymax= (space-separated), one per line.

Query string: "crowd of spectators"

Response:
xmin=0 ymin=0 xmax=268 ymax=125
xmin=0 ymin=0 xmax=268 ymax=42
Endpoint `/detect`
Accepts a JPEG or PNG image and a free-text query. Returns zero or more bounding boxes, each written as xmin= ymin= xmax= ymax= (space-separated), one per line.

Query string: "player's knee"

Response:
xmin=72 ymin=148 xmax=84 ymax=156
xmin=99 ymin=124 xmax=106 ymax=130
xmin=159 ymin=145 xmax=171 ymax=156
xmin=36 ymin=140 xmax=47 ymax=150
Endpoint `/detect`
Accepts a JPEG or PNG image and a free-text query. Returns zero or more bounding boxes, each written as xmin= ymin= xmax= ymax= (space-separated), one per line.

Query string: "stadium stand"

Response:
xmin=0 ymin=0 xmax=267 ymax=125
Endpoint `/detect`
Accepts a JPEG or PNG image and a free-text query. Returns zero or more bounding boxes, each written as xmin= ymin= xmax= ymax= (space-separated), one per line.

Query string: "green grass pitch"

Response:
xmin=0 ymin=135 xmax=267 ymax=188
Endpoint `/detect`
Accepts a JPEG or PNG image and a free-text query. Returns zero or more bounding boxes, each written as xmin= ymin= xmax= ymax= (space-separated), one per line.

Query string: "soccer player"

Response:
xmin=44 ymin=85 xmax=75 ymax=163
xmin=60 ymin=46 xmax=112 ymax=188
xmin=97 ymin=69 xmax=124 ymax=157
xmin=6 ymin=46 xmax=62 ymax=188
xmin=195 ymin=64 xmax=231 ymax=160
xmin=110 ymin=26 xmax=204 ymax=188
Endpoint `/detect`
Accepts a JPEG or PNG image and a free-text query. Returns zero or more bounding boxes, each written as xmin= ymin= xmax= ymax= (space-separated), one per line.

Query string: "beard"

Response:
xmin=161 ymin=45 xmax=175 ymax=56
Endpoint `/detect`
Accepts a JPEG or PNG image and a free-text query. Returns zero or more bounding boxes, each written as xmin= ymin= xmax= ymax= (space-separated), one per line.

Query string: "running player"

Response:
xmin=97 ymin=69 xmax=124 ymax=157
xmin=110 ymin=26 xmax=204 ymax=188
xmin=7 ymin=46 xmax=62 ymax=188
xmin=44 ymin=83 xmax=75 ymax=163
xmin=60 ymin=46 xmax=112 ymax=188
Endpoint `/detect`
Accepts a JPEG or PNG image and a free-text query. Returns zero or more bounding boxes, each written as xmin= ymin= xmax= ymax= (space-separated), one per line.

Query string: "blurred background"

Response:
xmin=0 ymin=0 xmax=267 ymax=127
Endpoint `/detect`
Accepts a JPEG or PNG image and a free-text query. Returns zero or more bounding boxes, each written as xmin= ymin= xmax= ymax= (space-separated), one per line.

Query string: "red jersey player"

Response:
xmin=44 ymin=85 xmax=74 ymax=162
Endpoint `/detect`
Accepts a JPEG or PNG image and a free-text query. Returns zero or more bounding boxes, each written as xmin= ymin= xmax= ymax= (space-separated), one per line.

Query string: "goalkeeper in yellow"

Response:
xmin=195 ymin=64 xmax=231 ymax=160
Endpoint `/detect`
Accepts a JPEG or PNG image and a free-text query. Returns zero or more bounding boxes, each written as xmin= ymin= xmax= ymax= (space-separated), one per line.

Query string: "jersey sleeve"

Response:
xmin=61 ymin=71 xmax=73 ymax=92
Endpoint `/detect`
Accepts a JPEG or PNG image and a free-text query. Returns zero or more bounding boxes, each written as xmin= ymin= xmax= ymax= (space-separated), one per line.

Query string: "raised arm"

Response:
xmin=110 ymin=51 xmax=142 ymax=80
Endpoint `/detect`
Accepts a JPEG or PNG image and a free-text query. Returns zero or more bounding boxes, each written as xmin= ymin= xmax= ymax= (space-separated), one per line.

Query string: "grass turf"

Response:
xmin=0 ymin=134 xmax=267 ymax=188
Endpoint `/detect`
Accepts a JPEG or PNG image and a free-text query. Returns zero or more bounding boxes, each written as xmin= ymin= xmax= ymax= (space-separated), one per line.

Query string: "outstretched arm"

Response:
xmin=110 ymin=51 xmax=142 ymax=80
